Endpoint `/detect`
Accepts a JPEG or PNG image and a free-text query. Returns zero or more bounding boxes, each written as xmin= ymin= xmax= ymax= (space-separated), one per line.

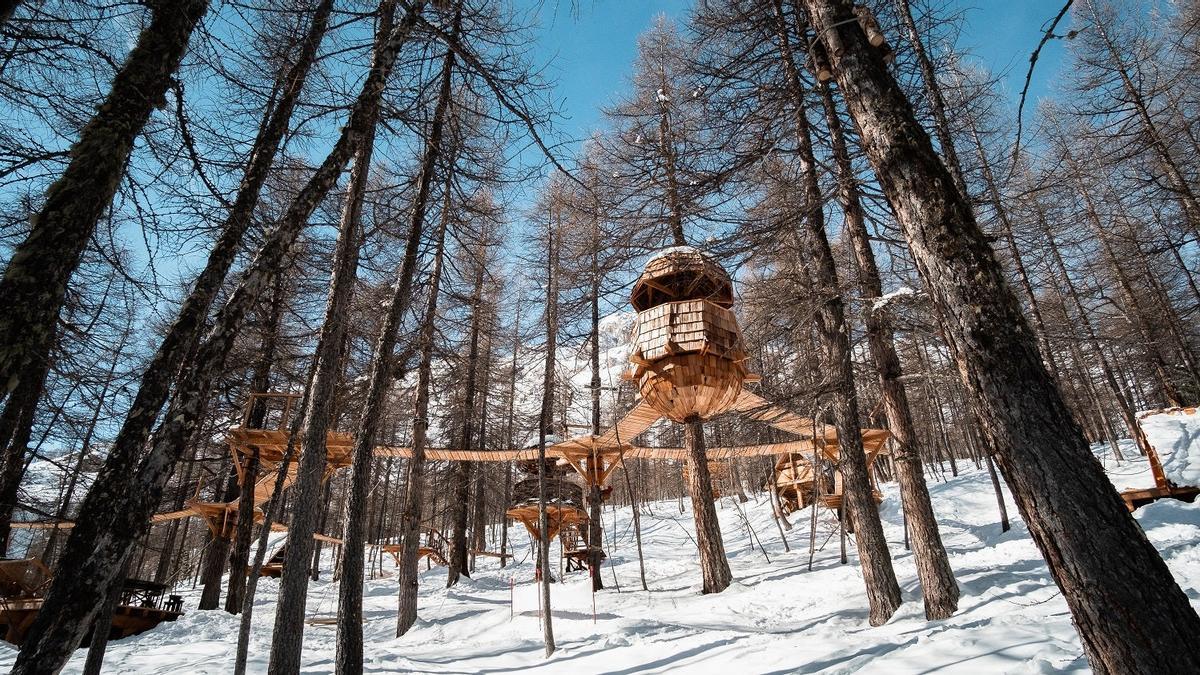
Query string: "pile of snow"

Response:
xmin=1094 ymin=408 xmax=1200 ymax=493
xmin=871 ymin=286 xmax=918 ymax=311
xmin=1141 ymin=409 xmax=1200 ymax=488
xmin=7 ymin=422 xmax=1200 ymax=673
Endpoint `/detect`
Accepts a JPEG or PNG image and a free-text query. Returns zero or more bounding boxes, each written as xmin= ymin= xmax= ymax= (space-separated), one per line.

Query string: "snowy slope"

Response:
xmin=4 ymin=419 xmax=1199 ymax=674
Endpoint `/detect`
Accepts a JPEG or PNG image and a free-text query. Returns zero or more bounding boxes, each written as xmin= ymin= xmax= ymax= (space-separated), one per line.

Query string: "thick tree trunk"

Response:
xmin=803 ymin=2 xmax=1200 ymax=670
xmin=817 ymin=74 xmax=957 ymax=621
xmin=771 ymin=1 xmax=901 ymax=624
xmin=0 ymin=0 xmax=208 ymax=401
xmin=683 ymin=418 xmax=731 ymax=594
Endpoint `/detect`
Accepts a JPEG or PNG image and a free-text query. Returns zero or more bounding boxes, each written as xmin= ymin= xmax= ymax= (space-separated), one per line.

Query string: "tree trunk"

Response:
xmin=537 ymin=208 xmax=560 ymax=657
xmin=225 ymin=449 xmax=259 ymax=614
xmin=338 ymin=5 xmax=452 ymax=654
xmin=586 ymin=223 xmax=605 ymax=591
xmin=683 ymin=418 xmax=731 ymax=594
xmin=771 ymin=2 xmax=901 ymax=624
xmin=817 ymin=70 xmax=957 ymax=620
xmin=0 ymin=0 xmax=208 ymax=401
xmin=803 ymin=2 xmax=1200 ymax=669
xmin=82 ymin=557 xmax=129 ymax=675
xmin=272 ymin=19 xmax=391 ymax=666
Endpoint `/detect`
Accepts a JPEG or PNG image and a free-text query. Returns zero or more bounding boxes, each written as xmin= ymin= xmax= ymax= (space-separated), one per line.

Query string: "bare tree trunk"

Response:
xmin=771 ymin=2 xmax=901 ymax=624
xmin=803 ymin=2 xmax=1200 ymax=669
xmin=448 ymin=255 xmax=487 ymax=586
xmin=227 ymin=277 xmax=286 ymax=614
xmin=235 ymin=383 xmax=313 ymax=675
xmin=683 ymin=418 xmax=731 ymax=594
xmin=0 ymin=0 xmax=208 ymax=401
xmin=340 ymin=6 xmax=453 ymax=652
xmin=621 ymin=464 xmax=649 ymax=591
xmin=224 ymin=449 xmax=259 ymax=614
xmin=1037 ymin=206 xmax=1157 ymax=459
xmin=1061 ymin=145 xmax=1183 ymax=406
xmin=817 ymin=69 xmax=957 ymax=620
xmin=537 ymin=209 xmax=560 ymax=657
xmin=270 ymin=51 xmax=386 ymax=672
xmin=82 ymin=557 xmax=129 ymax=675
xmin=499 ymin=291 xmax=523 ymax=571
xmin=968 ymin=125 xmax=1060 ymax=383
xmin=586 ymin=218 xmax=606 ymax=591
xmin=9 ymin=5 xmax=349 ymax=666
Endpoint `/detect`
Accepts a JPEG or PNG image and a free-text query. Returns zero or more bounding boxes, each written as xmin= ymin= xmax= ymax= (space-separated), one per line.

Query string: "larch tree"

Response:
xmin=801 ymin=0 xmax=1200 ymax=671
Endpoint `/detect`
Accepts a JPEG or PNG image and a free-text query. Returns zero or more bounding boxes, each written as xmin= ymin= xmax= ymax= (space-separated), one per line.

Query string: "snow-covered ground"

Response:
xmin=3 ymin=411 xmax=1199 ymax=674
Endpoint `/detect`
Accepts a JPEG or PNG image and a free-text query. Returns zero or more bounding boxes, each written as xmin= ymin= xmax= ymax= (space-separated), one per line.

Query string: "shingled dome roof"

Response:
xmin=630 ymin=246 xmax=734 ymax=312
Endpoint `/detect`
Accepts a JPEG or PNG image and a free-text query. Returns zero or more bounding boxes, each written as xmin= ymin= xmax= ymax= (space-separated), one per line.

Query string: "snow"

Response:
xmin=871 ymin=286 xmax=917 ymax=311
xmin=1141 ymin=409 xmax=1200 ymax=488
xmin=656 ymin=88 xmax=669 ymax=103
xmin=1093 ymin=409 xmax=1200 ymax=492
xmin=7 ymin=415 xmax=1200 ymax=673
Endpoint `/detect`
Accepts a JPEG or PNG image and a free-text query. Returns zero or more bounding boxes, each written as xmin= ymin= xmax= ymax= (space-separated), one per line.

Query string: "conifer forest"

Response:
xmin=0 ymin=0 xmax=1198 ymax=672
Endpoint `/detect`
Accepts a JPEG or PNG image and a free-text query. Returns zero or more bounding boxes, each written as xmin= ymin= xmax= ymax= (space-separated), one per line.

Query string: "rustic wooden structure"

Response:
xmin=0 ymin=559 xmax=182 ymax=645
xmin=773 ymin=440 xmax=890 ymax=515
xmin=505 ymin=478 xmax=589 ymax=543
xmin=627 ymin=247 xmax=752 ymax=422
xmin=1119 ymin=407 xmax=1200 ymax=511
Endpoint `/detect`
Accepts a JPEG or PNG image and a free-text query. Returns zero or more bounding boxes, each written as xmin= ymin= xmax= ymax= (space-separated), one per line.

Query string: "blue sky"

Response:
xmin=521 ymin=0 xmax=1070 ymax=148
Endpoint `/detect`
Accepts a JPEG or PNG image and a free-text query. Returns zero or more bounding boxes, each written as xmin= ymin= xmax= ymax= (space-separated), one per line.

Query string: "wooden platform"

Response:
xmin=1119 ymin=485 xmax=1200 ymax=511
xmin=0 ymin=599 xmax=182 ymax=646
xmin=505 ymin=504 xmax=589 ymax=541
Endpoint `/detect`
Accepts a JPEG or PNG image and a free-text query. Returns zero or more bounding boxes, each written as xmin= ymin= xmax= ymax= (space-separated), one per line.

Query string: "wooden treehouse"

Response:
xmin=0 ymin=559 xmax=182 ymax=646
xmin=505 ymin=478 xmax=589 ymax=543
xmin=772 ymin=437 xmax=891 ymax=515
xmin=379 ymin=248 xmax=893 ymax=553
xmin=627 ymin=247 xmax=754 ymax=422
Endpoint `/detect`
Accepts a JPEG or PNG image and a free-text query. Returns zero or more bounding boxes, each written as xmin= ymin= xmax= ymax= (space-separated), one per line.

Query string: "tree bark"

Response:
xmin=334 ymin=4 xmax=450 ymax=658
xmin=803 ymin=1 xmax=1200 ymax=669
xmin=272 ymin=25 xmax=387 ymax=669
xmin=683 ymin=418 xmax=731 ymax=594
xmin=389 ymin=55 xmax=458 ymax=643
xmin=537 ymin=207 xmax=560 ymax=657
xmin=771 ymin=1 xmax=901 ymax=624
xmin=0 ymin=0 xmax=208 ymax=401
xmin=817 ymin=68 xmax=957 ymax=620
xmin=225 ymin=449 xmax=259 ymax=614
xmin=448 ymin=251 xmax=487 ymax=586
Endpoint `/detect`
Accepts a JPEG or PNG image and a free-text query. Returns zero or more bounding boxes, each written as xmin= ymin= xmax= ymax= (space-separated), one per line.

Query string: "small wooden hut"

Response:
xmin=627 ymin=247 xmax=751 ymax=422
